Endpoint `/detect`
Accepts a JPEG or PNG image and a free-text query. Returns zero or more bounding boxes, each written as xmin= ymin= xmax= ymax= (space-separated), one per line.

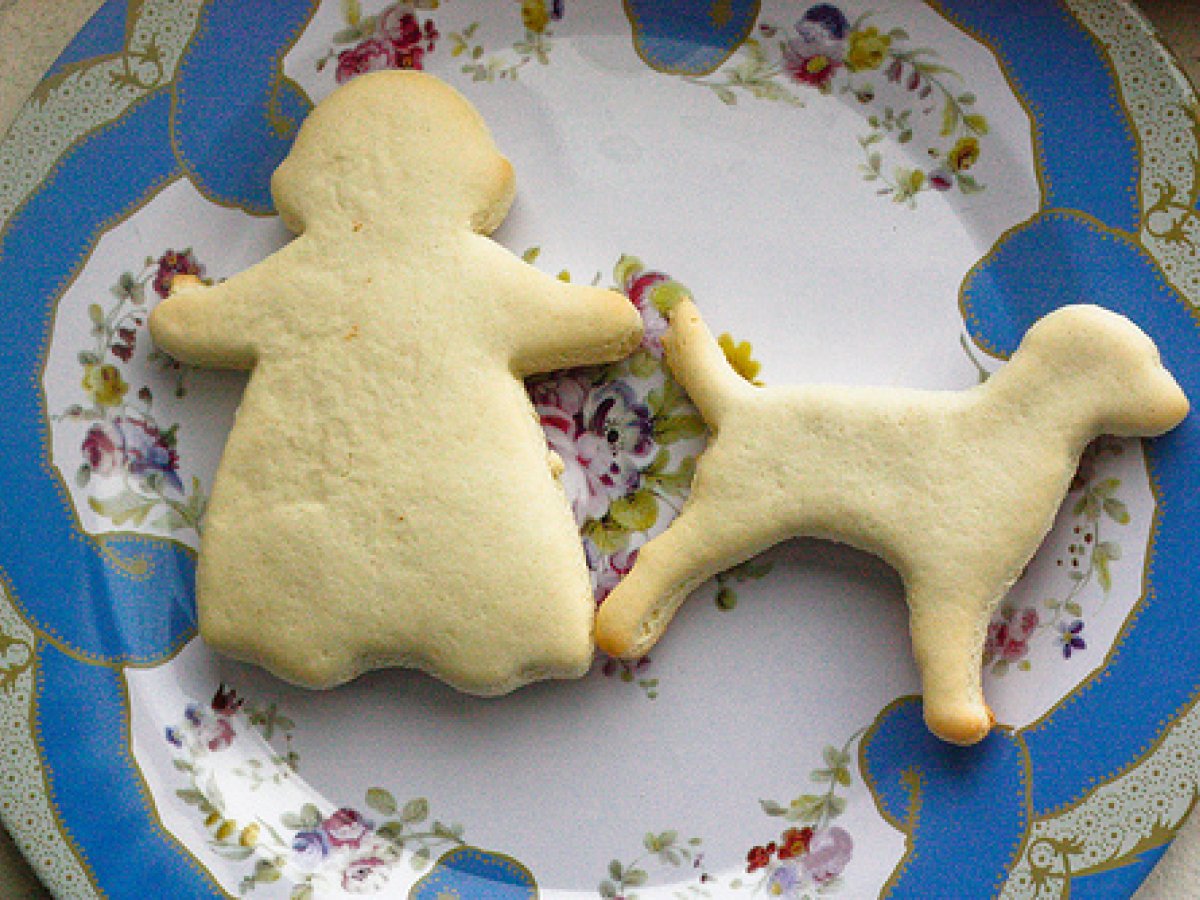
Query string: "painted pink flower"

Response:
xmin=531 ymin=373 xmax=594 ymax=521
xmin=623 ymin=270 xmax=672 ymax=355
xmin=81 ymin=422 xmax=122 ymax=476
xmin=378 ymin=6 xmax=423 ymax=45
xmin=323 ymin=808 xmax=373 ymax=849
xmin=343 ymin=855 xmax=390 ymax=893
xmin=586 ymin=538 xmax=640 ymax=602
xmin=335 ymin=37 xmax=398 ymax=84
xmin=152 ymin=249 xmax=203 ymax=299
xmin=801 ymin=826 xmax=853 ymax=883
xmin=985 ymin=605 xmax=1040 ymax=664
xmin=201 ymin=717 xmax=236 ymax=752
xmin=532 ymin=377 xmax=656 ymax=523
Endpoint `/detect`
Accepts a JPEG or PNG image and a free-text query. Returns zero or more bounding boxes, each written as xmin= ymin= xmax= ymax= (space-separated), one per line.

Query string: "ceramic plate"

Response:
xmin=3 ymin=1 xmax=1200 ymax=897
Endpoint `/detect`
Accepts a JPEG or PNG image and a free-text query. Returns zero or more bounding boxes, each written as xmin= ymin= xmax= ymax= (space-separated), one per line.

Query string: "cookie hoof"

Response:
xmin=924 ymin=703 xmax=995 ymax=747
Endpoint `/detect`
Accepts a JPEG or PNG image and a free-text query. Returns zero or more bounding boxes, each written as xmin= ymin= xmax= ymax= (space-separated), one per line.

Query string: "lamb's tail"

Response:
xmin=663 ymin=299 xmax=756 ymax=426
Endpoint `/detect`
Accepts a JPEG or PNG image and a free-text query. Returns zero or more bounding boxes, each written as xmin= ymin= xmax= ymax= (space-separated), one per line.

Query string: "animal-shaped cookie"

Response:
xmin=594 ymin=300 xmax=1187 ymax=744
xmin=150 ymin=71 xmax=643 ymax=692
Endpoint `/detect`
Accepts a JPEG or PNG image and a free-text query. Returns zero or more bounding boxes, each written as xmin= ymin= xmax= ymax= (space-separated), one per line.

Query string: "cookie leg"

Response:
xmin=595 ymin=495 xmax=778 ymax=660
xmin=906 ymin=586 xmax=995 ymax=746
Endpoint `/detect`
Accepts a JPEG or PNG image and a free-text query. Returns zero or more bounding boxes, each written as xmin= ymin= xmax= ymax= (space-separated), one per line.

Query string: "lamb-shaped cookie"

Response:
xmin=594 ymin=299 xmax=1187 ymax=744
xmin=150 ymin=71 xmax=643 ymax=692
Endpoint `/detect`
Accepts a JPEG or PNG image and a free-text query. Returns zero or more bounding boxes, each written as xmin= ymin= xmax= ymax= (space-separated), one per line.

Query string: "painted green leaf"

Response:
xmin=609 ymin=490 xmax=658 ymax=531
xmin=828 ymin=795 xmax=848 ymax=817
xmin=291 ymin=885 xmax=315 ymax=900
xmin=332 ymin=25 xmax=366 ymax=44
xmin=963 ymin=113 xmax=989 ymax=134
xmin=958 ymin=92 xmax=977 ymax=105
xmin=654 ymin=414 xmax=706 ymax=445
xmin=411 ymin=847 xmax=432 ymax=870
xmin=627 ymin=348 xmax=659 ymax=379
xmin=992 ymin=658 xmax=1010 ymax=676
xmin=88 ymin=303 xmax=105 ymax=325
xmin=253 ymin=859 xmax=283 ymax=883
xmin=715 ymin=586 xmax=737 ymax=610
xmin=1096 ymin=555 xmax=1112 ymax=592
xmin=940 ymin=98 xmax=958 ymax=136
xmin=649 ymin=279 xmax=692 ymax=316
xmin=1097 ymin=540 xmax=1122 ymax=561
xmin=300 ymin=802 xmax=322 ymax=828
xmin=835 ymin=767 xmax=852 ymax=787
xmin=1064 ymin=600 xmax=1083 ymax=617
xmin=78 ymin=350 xmax=100 ymax=366
xmin=88 ymin=492 xmax=157 ymax=527
xmin=613 ymin=254 xmax=645 ymax=289
xmin=366 ymin=787 xmax=398 ymax=816
xmin=521 ymin=246 xmax=541 ymax=264
xmin=715 ymin=86 xmax=737 ymax=105
xmin=888 ymin=27 xmax=910 ymax=41
xmin=626 ymin=868 xmax=649 ymax=886
xmin=759 ymin=799 xmax=787 ymax=816
xmin=175 ymin=788 xmax=205 ymax=806
xmin=790 ymin=794 xmax=824 ymax=819
xmin=609 ymin=859 xmax=625 ymax=880
xmin=343 ymin=0 xmax=361 ymax=25
xmin=1103 ymin=498 xmax=1130 ymax=524
xmin=402 ymin=797 xmax=430 ymax=823
xmin=599 ymin=880 xmax=618 ymax=899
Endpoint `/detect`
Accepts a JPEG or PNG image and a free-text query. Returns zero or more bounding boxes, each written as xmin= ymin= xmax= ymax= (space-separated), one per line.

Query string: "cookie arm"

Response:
xmin=148 ymin=274 xmax=261 ymax=369
xmin=486 ymin=245 xmax=643 ymax=376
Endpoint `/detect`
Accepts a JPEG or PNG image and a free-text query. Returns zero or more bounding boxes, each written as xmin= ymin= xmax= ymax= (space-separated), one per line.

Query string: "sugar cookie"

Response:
xmin=594 ymin=300 xmax=1187 ymax=744
xmin=150 ymin=71 xmax=643 ymax=692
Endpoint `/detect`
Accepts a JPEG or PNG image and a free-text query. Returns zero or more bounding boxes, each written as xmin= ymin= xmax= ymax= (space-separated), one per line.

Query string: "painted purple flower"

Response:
xmin=152 ymin=249 xmax=203 ymax=299
xmin=323 ymin=808 xmax=373 ymax=849
xmin=165 ymin=726 xmax=183 ymax=748
xmin=1059 ymin=619 xmax=1086 ymax=658
xmin=802 ymin=826 xmax=853 ymax=883
xmin=292 ymin=829 xmax=331 ymax=869
xmin=767 ymin=862 xmax=805 ymax=897
xmin=572 ymin=381 xmax=656 ymax=517
xmin=343 ymin=855 xmax=391 ymax=893
xmin=336 ymin=37 xmax=399 ymax=84
xmin=781 ymin=4 xmax=849 ymax=89
xmin=118 ymin=416 xmax=183 ymax=493
xmin=532 ymin=377 xmax=656 ymax=522
xmin=81 ymin=422 xmax=122 ymax=476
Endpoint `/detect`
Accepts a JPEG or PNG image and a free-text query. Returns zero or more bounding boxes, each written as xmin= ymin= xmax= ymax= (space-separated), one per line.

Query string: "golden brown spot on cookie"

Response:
xmin=344 ymin=324 xmax=360 ymax=340
xmin=352 ymin=221 xmax=363 ymax=232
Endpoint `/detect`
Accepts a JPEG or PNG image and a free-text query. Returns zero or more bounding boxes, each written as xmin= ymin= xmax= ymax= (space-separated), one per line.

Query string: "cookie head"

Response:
xmin=1021 ymin=305 xmax=1188 ymax=436
xmin=271 ymin=70 xmax=515 ymax=234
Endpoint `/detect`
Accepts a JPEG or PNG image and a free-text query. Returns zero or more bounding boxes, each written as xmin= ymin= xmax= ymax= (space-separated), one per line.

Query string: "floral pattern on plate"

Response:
xmin=685 ymin=3 xmax=990 ymax=205
xmin=165 ymin=685 xmax=511 ymax=898
xmin=54 ymin=248 xmax=209 ymax=535
xmin=983 ymin=438 xmax=1133 ymax=676
xmin=598 ymin=730 xmax=863 ymax=899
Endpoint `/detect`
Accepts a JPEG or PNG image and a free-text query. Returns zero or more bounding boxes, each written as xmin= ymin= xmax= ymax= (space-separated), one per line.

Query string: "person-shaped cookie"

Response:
xmin=150 ymin=71 xmax=643 ymax=693
xmin=594 ymin=299 xmax=1188 ymax=744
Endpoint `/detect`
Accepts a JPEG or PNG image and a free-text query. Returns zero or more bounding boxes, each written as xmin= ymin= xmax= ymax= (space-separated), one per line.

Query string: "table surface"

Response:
xmin=1 ymin=1 xmax=1199 ymax=897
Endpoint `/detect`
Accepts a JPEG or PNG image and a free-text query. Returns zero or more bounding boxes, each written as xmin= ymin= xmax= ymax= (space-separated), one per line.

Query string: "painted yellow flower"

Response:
xmin=521 ymin=0 xmax=550 ymax=34
xmin=845 ymin=27 xmax=891 ymax=72
xmin=82 ymin=363 xmax=129 ymax=407
xmin=948 ymin=136 xmax=981 ymax=171
xmin=718 ymin=333 xmax=763 ymax=385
